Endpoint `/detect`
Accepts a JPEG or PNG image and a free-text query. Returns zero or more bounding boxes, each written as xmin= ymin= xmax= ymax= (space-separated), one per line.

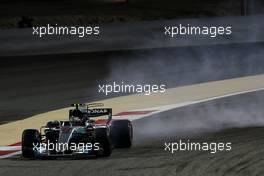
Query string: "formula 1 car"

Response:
xmin=21 ymin=103 xmax=133 ymax=159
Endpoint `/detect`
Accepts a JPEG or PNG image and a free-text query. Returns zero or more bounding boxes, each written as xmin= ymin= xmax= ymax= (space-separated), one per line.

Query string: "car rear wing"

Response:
xmin=71 ymin=103 xmax=104 ymax=109
xmin=70 ymin=103 xmax=112 ymax=121
xmin=87 ymin=108 xmax=112 ymax=120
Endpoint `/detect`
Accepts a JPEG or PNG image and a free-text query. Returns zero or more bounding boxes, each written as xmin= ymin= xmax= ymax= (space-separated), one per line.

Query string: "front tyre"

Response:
xmin=22 ymin=129 xmax=40 ymax=159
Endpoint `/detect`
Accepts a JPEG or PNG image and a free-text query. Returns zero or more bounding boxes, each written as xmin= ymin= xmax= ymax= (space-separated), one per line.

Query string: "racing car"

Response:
xmin=21 ymin=103 xmax=133 ymax=159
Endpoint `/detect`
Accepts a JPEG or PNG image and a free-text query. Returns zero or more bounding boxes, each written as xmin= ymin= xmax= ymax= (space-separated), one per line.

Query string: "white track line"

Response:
xmin=0 ymin=151 xmax=21 ymax=159
xmin=115 ymin=87 xmax=264 ymax=121
xmin=0 ymin=146 xmax=21 ymax=151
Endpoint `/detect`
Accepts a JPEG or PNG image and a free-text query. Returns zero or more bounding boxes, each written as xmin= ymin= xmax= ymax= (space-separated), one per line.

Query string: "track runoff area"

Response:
xmin=1 ymin=74 xmax=264 ymax=158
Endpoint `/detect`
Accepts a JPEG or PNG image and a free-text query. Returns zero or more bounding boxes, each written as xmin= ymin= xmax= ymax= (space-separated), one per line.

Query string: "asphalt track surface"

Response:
xmin=1 ymin=43 xmax=264 ymax=175
xmin=1 ymin=91 xmax=264 ymax=176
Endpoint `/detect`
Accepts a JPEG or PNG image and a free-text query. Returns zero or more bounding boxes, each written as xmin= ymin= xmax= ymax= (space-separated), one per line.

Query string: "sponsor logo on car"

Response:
xmin=88 ymin=109 xmax=108 ymax=114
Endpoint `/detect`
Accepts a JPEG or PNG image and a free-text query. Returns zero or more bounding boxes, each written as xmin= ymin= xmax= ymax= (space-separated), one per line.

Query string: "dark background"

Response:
xmin=0 ymin=0 xmax=263 ymax=28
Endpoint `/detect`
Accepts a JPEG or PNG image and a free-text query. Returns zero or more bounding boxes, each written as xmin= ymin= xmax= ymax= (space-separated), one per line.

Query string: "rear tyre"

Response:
xmin=111 ymin=120 xmax=133 ymax=148
xmin=22 ymin=129 xmax=40 ymax=159
xmin=95 ymin=128 xmax=112 ymax=157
